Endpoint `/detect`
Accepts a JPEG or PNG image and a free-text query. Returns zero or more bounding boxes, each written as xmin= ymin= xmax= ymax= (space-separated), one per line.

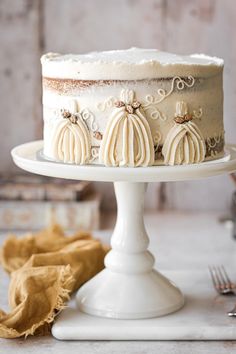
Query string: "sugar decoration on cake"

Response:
xmin=162 ymin=101 xmax=206 ymax=165
xmin=99 ymin=89 xmax=154 ymax=167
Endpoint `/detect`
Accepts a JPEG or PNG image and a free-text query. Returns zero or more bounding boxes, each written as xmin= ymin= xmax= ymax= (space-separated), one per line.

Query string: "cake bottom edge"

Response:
xmin=41 ymin=146 xmax=225 ymax=167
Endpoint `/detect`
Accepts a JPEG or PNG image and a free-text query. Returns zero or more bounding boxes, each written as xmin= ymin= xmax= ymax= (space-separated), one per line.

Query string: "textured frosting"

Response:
xmin=41 ymin=48 xmax=223 ymax=80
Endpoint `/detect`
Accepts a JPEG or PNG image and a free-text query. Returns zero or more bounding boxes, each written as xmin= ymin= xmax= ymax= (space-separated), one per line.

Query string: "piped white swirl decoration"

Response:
xmin=89 ymin=147 xmax=99 ymax=162
xmin=80 ymin=108 xmax=98 ymax=132
xmin=99 ymin=89 xmax=154 ymax=167
xmin=162 ymin=101 xmax=206 ymax=165
xmin=51 ymin=100 xmax=91 ymax=164
xmin=207 ymin=132 xmax=222 ymax=149
xmin=143 ymin=76 xmax=195 ymax=121
xmin=97 ymin=97 xmax=116 ymax=112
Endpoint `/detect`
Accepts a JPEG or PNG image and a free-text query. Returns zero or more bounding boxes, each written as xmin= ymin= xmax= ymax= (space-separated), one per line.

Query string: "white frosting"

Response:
xmin=99 ymin=89 xmax=154 ymax=167
xmin=41 ymin=48 xmax=223 ymax=80
xmin=162 ymin=102 xmax=206 ymax=165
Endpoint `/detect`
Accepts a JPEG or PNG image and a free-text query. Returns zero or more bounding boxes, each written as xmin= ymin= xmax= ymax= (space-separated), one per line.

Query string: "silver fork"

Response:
xmin=209 ymin=265 xmax=236 ymax=317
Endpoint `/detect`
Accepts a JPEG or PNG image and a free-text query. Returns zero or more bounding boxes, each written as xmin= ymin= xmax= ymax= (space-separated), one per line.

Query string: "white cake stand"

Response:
xmin=11 ymin=141 xmax=236 ymax=336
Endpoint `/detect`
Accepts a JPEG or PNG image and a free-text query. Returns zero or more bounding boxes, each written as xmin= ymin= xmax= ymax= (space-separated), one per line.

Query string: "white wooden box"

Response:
xmin=0 ymin=193 xmax=101 ymax=230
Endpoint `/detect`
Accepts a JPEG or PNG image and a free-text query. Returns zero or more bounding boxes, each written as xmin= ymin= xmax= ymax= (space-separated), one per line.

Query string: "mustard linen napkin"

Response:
xmin=0 ymin=224 xmax=108 ymax=338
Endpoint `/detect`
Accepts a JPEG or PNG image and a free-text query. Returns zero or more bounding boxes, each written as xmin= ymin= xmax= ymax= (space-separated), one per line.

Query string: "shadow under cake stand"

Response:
xmin=11 ymin=141 xmax=236 ymax=340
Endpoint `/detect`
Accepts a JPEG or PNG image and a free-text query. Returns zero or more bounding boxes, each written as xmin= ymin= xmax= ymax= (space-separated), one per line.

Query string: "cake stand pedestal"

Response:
xmin=77 ymin=181 xmax=183 ymax=319
xmin=11 ymin=141 xmax=236 ymax=339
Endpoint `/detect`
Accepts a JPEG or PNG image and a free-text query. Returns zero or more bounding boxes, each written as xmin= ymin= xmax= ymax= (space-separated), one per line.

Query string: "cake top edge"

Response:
xmin=41 ymin=48 xmax=223 ymax=80
xmin=41 ymin=48 xmax=223 ymax=66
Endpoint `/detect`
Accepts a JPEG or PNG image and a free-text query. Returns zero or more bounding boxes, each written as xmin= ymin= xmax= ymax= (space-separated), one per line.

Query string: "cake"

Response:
xmin=41 ymin=48 xmax=224 ymax=167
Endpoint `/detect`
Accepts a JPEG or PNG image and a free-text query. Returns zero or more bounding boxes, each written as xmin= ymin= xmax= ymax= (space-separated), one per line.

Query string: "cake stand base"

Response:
xmin=77 ymin=269 xmax=184 ymax=319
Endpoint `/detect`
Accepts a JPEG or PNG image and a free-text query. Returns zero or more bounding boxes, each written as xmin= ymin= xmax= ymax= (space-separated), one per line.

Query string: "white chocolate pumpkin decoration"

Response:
xmin=51 ymin=100 xmax=91 ymax=165
xmin=162 ymin=101 xmax=206 ymax=165
xmin=99 ymin=89 xmax=154 ymax=167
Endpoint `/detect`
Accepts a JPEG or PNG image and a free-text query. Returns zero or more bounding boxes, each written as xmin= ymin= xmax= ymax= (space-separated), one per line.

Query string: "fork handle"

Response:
xmin=228 ymin=304 xmax=236 ymax=317
xmin=233 ymin=220 xmax=236 ymax=240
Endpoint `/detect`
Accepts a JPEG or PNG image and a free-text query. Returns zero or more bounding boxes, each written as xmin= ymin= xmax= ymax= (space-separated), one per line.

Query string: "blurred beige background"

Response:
xmin=0 ymin=0 xmax=236 ymax=211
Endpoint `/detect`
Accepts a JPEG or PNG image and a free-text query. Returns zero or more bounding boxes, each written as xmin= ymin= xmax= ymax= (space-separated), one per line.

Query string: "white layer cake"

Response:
xmin=41 ymin=48 xmax=224 ymax=167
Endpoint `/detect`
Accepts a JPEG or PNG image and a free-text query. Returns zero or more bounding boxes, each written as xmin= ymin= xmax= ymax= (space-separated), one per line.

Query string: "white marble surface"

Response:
xmin=52 ymin=270 xmax=236 ymax=340
xmin=1 ymin=212 xmax=236 ymax=352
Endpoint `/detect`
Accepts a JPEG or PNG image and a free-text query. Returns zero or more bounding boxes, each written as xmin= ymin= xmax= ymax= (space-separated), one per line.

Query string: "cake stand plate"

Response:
xmin=11 ymin=140 xmax=235 ymax=183
xmin=11 ymin=141 xmax=236 ymax=338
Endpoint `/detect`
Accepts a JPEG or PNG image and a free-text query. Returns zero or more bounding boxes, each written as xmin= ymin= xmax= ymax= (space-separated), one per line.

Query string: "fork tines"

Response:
xmin=209 ymin=265 xmax=235 ymax=295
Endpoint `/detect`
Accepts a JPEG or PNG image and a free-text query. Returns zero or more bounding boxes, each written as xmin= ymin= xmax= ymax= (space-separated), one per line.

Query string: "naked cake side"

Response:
xmin=41 ymin=48 xmax=224 ymax=167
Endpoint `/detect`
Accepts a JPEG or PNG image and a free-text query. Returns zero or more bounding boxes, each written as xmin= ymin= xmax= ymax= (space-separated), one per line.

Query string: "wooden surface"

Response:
xmin=1 ymin=0 xmax=236 ymax=210
xmin=0 ymin=212 xmax=236 ymax=351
